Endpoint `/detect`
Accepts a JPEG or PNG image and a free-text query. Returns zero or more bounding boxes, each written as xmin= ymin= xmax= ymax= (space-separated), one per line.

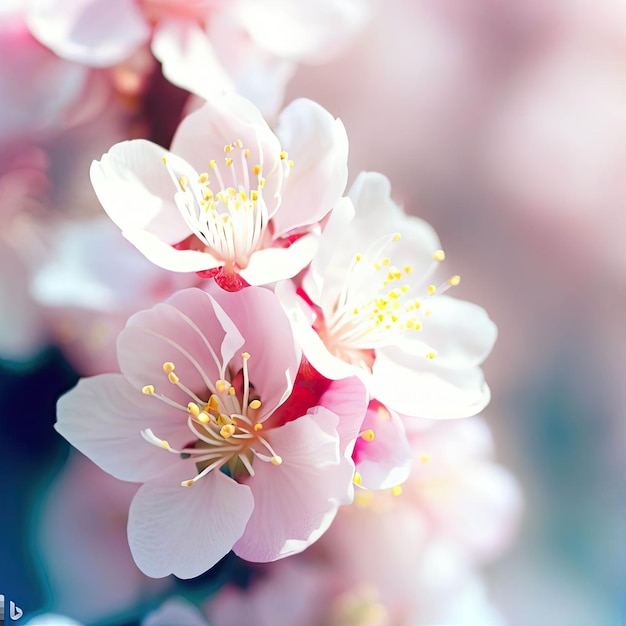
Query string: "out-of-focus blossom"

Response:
xmin=91 ymin=93 xmax=347 ymax=290
xmin=26 ymin=0 xmax=371 ymax=117
xmin=32 ymin=216 xmax=198 ymax=375
xmin=56 ymin=287 xmax=366 ymax=578
xmin=36 ymin=453 xmax=167 ymax=624
xmin=278 ymin=171 xmax=497 ymax=418
xmin=142 ymin=597 xmax=210 ymax=626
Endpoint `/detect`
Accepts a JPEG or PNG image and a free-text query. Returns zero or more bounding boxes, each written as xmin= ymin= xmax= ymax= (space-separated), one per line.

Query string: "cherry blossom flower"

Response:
xmin=26 ymin=0 xmax=371 ymax=116
xmin=91 ymin=93 xmax=348 ymax=290
xmin=56 ymin=286 xmax=366 ymax=578
xmin=277 ymin=171 xmax=497 ymax=418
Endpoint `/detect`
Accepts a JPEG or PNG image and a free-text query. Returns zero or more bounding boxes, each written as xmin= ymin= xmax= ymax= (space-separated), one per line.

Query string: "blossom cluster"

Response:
xmin=0 ymin=1 xmax=521 ymax=623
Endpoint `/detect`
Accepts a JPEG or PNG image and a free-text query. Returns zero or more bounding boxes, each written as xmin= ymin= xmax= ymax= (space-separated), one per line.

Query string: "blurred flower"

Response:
xmin=278 ymin=171 xmax=497 ymax=418
xmin=91 ymin=93 xmax=347 ymax=290
xmin=56 ymin=287 xmax=366 ymax=578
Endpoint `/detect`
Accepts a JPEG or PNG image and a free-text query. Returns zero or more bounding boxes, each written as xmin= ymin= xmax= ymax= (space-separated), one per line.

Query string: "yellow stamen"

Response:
xmin=249 ymin=399 xmax=261 ymax=410
xmin=187 ymin=402 xmax=200 ymax=417
xmin=353 ymin=471 xmax=363 ymax=485
xmin=427 ymin=285 xmax=436 ymax=296
xmin=220 ymin=424 xmax=236 ymax=438
xmin=448 ymin=275 xmax=461 ymax=286
xmin=252 ymin=164 xmax=261 ymax=176
xmin=168 ymin=372 xmax=179 ymax=384
xmin=270 ymin=455 xmax=282 ymax=466
xmin=360 ymin=429 xmax=375 ymax=442
xmin=433 ymin=249 xmax=445 ymax=262
xmin=182 ymin=480 xmax=194 ymax=487
xmin=198 ymin=412 xmax=211 ymax=424
xmin=216 ymin=380 xmax=230 ymax=393
xmin=279 ymin=151 xmax=288 ymax=160
xmin=162 ymin=362 xmax=175 ymax=373
xmin=425 ymin=351 xmax=437 ymax=360
xmin=391 ymin=485 xmax=403 ymax=496
xmin=253 ymin=423 xmax=263 ymax=431
xmin=420 ymin=454 xmax=431 ymax=464
xmin=141 ymin=385 xmax=154 ymax=395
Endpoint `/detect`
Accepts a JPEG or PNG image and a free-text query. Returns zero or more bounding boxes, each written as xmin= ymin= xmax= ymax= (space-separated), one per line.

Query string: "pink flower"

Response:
xmin=90 ymin=93 xmax=348 ymax=290
xmin=277 ymin=171 xmax=497 ymax=418
xmin=56 ymin=286 xmax=366 ymax=578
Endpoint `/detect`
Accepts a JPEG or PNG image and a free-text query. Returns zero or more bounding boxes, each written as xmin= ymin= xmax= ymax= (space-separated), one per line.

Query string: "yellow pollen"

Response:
xmin=353 ymin=471 xmax=363 ymax=485
xmin=404 ymin=265 xmax=413 ymax=273
xmin=382 ymin=258 xmax=390 ymax=266
xmin=355 ymin=254 xmax=362 ymax=262
xmin=162 ymin=362 xmax=175 ymax=373
xmin=243 ymin=148 xmax=250 ymax=158
xmin=228 ymin=387 xmax=236 ymax=396
xmin=178 ymin=177 xmax=187 ymax=191
xmin=167 ymin=372 xmax=180 ymax=384
xmin=235 ymin=139 xmax=243 ymax=148
xmin=391 ymin=485 xmax=403 ymax=496
xmin=420 ymin=454 xmax=431 ymax=464
xmin=252 ymin=164 xmax=261 ymax=176
xmin=182 ymin=480 xmax=194 ymax=487
xmin=279 ymin=151 xmax=288 ymax=160
xmin=288 ymin=160 xmax=295 ymax=168
xmin=216 ymin=379 xmax=230 ymax=393
xmin=209 ymin=160 xmax=217 ymax=168
xmin=253 ymin=423 xmax=263 ymax=431
xmin=161 ymin=156 xmax=167 ymax=164
xmin=258 ymin=177 xmax=265 ymax=187
xmin=217 ymin=413 xmax=233 ymax=425
xmin=250 ymin=190 xmax=259 ymax=201
xmin=198 ymin=172 xmax=209 ymax=184
xmin=224 ymin=144 xmax=232 ymax=153
xmin=448 ymin=275 xmax=461 ymax=286
xmin=141 ymin=385 xmax=154 ymax=395
xmin=392 ymin=233 xmax=401 ymax=242
xmin=433 ymin=249 xmax=446 ymax=262
xmin=242 ymin=352 xmax=250 ymax=360
xmin=427 ymin=285 xmax=437 ymax=296
xmin=249 ymin=399 xmax=262 ymax=410
xmin=161 ymin=440 xmax=170 ymax=450
xmin=225 ymin=157 xmax=233 ymax=167
xmin=198 ymin=412 xmax=211 ymax=424
xmin=187 ymin=402 xmax=200 ymax=417
xmin=425 ymin=351 xmax=437 ymax=360
xmin=208 ymin=394 xmax=219 ymax=411
xmin=220 ymin=424 xmax=236 ymax=438
xmin=271 ymin=455 xmax=283 ymax=465
xmin=360 ymin=429 xmax=376 ymax=442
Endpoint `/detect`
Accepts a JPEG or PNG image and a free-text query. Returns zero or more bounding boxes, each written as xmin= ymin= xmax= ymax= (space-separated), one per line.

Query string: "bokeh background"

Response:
xmin=0 ymin=1 xmax=624 ymax=624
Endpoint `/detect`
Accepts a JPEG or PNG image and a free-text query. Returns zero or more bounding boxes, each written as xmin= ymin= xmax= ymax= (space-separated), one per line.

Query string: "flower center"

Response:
xmin=140 ymin=352 xmax=282 ymax=487
xmin=165 ymin=140 xmax=293 ymax=272
xmin=321 ymin=237 xmax=459 ymax=362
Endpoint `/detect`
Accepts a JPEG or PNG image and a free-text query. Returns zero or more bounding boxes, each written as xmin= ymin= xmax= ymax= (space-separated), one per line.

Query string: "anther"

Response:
xmin=419 ymin=454 xmax=431 ymax=464
xmin=181 ymin=480 xmax=194 ymax=487
xmin=427 ymin=285 xmax=436 ymax=296
xmin=162 ymin=362 xmax=175 ymax=374
xmin=242 ymin=352 xmax=250 ymax=360
xmin=425 ymin=351 xmax=437 ymax=360
xmin=270 ymin=455 xmax=282 ymax=466
xmin=448 ymin=275 xmax=461 ymax=286
xmin=168 ymin=372 xmax=179 ymax=384
xmin=253 ymin=423 xmax=263 ymax=431
xmin=187 ymin=402 xmax=200 ymax=417
xmin=216 ymin=380 xmax=230 ymax=393
xmin=433 ymin=249 xmax=445 ymax=262
xmin=359 ymin=429 xmax=376 ymax=442
xmin=249 ymin=399 xmax=261 ymax=410
xmin=353 ymin=471 xmax=363 ymax=485
xmin=279 ymin=151 xmax=288 ymax=160
xmin=197 ymin=412 xmax=211 ymax=424
xmin=252 ymin=164 xmax=261 ymax=176
xmin=392 ymin=233 xmax=401 ymax=241
xmin=142 ymin=385 xmax=155 ymax=395
xmin=220 ymin=424 xmax=236 ymax=438
xmin=391 ymin=485 xmax=403 ymax=496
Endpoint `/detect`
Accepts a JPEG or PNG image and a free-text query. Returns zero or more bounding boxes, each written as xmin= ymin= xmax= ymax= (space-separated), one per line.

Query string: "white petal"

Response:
xmin=27 ymin=0 xmax=149 ymax=66
xmin=128 ymin=467 xmax=254 ymax=579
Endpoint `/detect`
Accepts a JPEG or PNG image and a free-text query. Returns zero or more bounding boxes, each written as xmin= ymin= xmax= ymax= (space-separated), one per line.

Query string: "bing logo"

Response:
xmin=0 ymin=595 xmax=23 ymax=623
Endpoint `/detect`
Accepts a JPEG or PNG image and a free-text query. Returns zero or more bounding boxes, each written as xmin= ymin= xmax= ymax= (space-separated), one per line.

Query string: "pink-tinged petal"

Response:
xmin=239 ymin=234 xmax=319 ymax=285
xmin=118 ymin=289 xmax=244 ymax=403
xmin=353 ymin=403 xmax=412 ymax=490
xmin=128 ymin=466 xmax=254 ymax=579
xmin=370 ymin=353 xmax=491 ymax=419
xmin=56 ymin=374 xmax=190 ymax=482
xmin=275 ymin=279 xmax=357 ymax=381
xmin=125 ymin=229 xmax=220 ymax=273
xmin=27 ymin=0 xmax=150 ymax=66
xmin=170 ymin=95 xmax=283 ymax=214
xmin=316 ymin=376 xmax=368 ymax=457
xmin=209 ymin=286 xmax=300 ymax=414
xmin=395 ymin=295 xmax=497 ymax=367
xmin=90 ymin=140 xmax=193 ymax=245
xmin=143 ymin=598 xmax=209 ymax=626
xmin=152 ymin=18 xmax=234 ymax=101
xmin=234 ymin=410 xmax=353 ymax=562
xmin=271 ymin=99 xmax=348 ymax=235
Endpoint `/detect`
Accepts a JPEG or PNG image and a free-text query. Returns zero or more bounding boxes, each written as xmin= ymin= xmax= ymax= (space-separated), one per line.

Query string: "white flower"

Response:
xmin=278 ymin=171 xmax=497 ymax=418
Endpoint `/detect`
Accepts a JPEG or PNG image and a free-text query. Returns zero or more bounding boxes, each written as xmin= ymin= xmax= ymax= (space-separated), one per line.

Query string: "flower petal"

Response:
xmin=370 ymin=352 xmax=491 ymax=419
xmin=27 ymin=0 xmax=149 ymax=66
xmin=128 ymin=466 xmax=254 ymax=578
xmin=90 ymin=139 xmax=193 ymax=245
xmin=233 ymin=410 xmax=353 ymax=562
xmin=143 ymin=598 xmax=209 ymax=626
xmin=271 ymin=99 xmax=348 ymax=235
xmin=118 ymin=289 xmax=244 ymax=404
xmin=56 ymin=374 xmax=189 ymax=482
